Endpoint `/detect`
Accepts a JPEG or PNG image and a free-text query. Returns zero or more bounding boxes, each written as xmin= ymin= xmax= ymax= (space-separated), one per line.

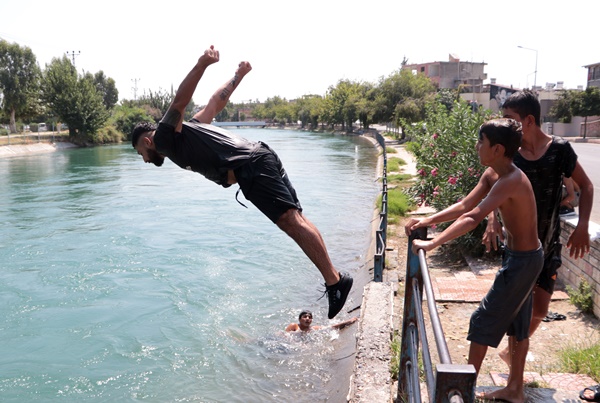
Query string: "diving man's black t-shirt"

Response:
xmin=513 ymin=136 xmax=577 ymax=256
xmin=153 ymin=121 xmax=261 ymax=187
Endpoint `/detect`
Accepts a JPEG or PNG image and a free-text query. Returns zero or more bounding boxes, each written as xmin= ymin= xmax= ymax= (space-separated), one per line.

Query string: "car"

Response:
xmin=38 ymin=123 xmax=47 ymax=132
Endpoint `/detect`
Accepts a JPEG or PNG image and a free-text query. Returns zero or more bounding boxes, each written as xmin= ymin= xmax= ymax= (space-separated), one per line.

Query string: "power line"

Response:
xmin=131 ymin=78 xmax=141 ymax=100
xmin=66 ymin=50 xmax=81 ymax=67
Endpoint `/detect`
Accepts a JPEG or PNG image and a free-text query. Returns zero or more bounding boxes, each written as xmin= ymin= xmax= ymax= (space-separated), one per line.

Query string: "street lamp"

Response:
xmin=518 ymin=45 xmax=538 ymax=89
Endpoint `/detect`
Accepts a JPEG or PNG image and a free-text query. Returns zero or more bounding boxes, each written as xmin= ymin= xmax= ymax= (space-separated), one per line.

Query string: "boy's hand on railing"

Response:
xmin=412 ymin=239 xmax=434 ymax=254
xmin=405 ymin=217 xmax=424 ymax=236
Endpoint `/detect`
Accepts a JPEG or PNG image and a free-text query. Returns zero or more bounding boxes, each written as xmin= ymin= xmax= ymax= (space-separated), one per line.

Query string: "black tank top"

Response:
xmin=513 ymin=136 xmax=577 ymax=256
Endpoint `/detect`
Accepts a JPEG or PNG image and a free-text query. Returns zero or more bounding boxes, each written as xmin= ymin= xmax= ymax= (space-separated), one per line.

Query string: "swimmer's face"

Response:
xmin=299 ymin=313 xmax=313 ymax=327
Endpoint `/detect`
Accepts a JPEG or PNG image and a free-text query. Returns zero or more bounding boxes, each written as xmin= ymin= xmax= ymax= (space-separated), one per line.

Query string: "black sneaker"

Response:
xmin=322 ymin=272 xmax=353 ymax=319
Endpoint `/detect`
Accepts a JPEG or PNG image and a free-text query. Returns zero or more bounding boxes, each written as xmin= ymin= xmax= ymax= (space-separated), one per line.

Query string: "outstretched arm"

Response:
xmin=405 ymin=167 xmax=496 ymax=237
xmin=568 ymin=162 xmax=593 ymax=259
xmin=193 ymin=61 xmax=253 ymax=124
xmin=330 ymin=317 xmax=358 ymax=330
xmin=161 ymin=46 xmax=220 ymax=132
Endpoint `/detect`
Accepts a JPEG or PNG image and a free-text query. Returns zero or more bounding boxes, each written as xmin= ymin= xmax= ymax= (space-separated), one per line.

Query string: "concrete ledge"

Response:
xmin=350 ymin=281 xmax=394 ymax=402
xmin=0 ymin=142 xmax=77 ymax=157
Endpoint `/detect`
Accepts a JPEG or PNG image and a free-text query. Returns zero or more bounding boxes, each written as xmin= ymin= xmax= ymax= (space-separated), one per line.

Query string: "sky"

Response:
xmin=1 ymin=0 xmax=598 ymax=106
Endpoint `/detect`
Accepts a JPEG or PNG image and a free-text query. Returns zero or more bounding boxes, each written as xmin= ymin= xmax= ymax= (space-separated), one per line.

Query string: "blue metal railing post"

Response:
xmin=398 ymin=227 xmax=477 ymax=402
xmin=399 ymin=228 xmax=427 ymax=399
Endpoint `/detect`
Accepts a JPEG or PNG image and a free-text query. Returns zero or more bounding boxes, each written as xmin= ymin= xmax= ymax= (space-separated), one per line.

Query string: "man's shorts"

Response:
xmin=467 ymin=244 xmax=543 ymax=348
xmin=233 ymin=142 xmax=302 ymax=223
xmin=537 ymin=243 xmax=562 ymax=294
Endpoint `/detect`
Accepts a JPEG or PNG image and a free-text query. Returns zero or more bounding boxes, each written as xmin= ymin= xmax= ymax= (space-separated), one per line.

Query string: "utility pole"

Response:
xmin=517 ymin=46 xmax=538 ymax=89
xmin=66 ymin=50 xmax=81 ymax=67
xmin=131 ymin=78 xmax=141 ymax=100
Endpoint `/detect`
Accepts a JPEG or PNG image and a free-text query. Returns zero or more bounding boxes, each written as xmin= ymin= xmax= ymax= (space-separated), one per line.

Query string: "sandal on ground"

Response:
xmin=580 ymin=384 xmax=600 ymax=402
xmin=542 ymin=311 xmax=567 ymax=322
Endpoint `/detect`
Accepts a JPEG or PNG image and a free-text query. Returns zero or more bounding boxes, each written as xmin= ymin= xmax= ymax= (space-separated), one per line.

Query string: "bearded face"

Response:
xmin=147 ymin=148 xmax=165 ymax=167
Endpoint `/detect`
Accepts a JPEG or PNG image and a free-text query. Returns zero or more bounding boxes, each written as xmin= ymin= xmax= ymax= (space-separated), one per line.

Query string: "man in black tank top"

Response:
xmin=484 ymin=90 xmax=594 ymax=366
xmin=130 ymin=46 xmax=352 ymax=319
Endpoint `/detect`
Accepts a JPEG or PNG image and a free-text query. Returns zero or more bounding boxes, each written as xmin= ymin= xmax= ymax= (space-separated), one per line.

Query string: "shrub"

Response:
xmin=403 ymin=98 xmax=493 ymax=255
xmin=567 ymin=279 xmax=594 ymax=314
xmin=109 ymin=104 xmax=154 ymax=141
xmin=90 ymin=124 xmax=124 ymax=144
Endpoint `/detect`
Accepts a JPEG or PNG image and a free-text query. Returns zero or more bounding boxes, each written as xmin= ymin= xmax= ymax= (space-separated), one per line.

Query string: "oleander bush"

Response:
xmin=403 ymin=98 xmax=494 ymax=255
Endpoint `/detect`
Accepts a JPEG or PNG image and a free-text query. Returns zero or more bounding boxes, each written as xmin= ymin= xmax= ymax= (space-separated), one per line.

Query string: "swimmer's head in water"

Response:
xmin=299 ymin=310 xmax=313 ymax=320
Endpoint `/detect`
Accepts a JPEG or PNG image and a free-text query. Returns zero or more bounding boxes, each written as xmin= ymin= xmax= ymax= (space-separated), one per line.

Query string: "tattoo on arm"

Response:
xmin=162 ymin=109 xmax=182 ymax=127
xmin=218 ymin=74 xmax=240 ymax=101
xmin=219 ymin=88 xmax=231 ymax=101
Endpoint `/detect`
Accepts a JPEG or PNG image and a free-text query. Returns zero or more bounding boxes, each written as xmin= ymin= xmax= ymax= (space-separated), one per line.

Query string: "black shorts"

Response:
xmin=467 ymin=244 xmax=543 ymax=348
xmin=536 ymin=243 xmax=562 ymax=294
xmin=233 ymin=142 xmax=302 ymax=223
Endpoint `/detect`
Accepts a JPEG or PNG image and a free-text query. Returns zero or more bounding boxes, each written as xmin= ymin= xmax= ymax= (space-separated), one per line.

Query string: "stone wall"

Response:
xmin=557 ymin=217 xmax=600 ymax=317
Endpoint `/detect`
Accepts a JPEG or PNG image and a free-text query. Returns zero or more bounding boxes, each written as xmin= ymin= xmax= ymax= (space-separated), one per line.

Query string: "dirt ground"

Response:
xmin=390 ymin=216 xmax=600 ymax=386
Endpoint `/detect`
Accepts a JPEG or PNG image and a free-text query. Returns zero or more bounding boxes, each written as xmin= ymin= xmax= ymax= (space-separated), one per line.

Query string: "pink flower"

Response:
xmin=450 ymin=151 xmax=457 ymax=157
xmin=448 ymin=176 xmax=458 ymax=185
xmin=431 ymin=168 xmax=438 ymax=177
xmin=418 ymin=168 xmax=427 ymax=177
xmin=433 ymin=133 xmax=439 ymax=140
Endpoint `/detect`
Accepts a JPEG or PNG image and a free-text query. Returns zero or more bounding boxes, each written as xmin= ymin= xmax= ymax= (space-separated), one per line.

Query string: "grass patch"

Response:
xmin=387 ymin=157 xmax=406 ymax=172
xmin=386 ymin=146 xmax=398 ymax=154
xmin=388 ymin=173 xmax=413 ymax=186
xmin=558 ymin=339 xmax=600 ymax=381
xmin=524 ymin=380 xmax=548 ymax=389
xmin=390 ymin=334 xmax=401 ymax=380
xmin=380 ymin=187 xmax=415 ymax=218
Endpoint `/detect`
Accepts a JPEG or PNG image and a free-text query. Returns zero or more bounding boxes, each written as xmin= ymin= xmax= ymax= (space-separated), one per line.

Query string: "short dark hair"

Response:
xmin=299 ymin=310 xmax=312 ymax=320
xmin=131 ymin=122 xmax=156 ymax=147
xmin=479 ymin=118 xmax=522 ymax=159
xmin=502 ymin=90 xmax=541 ymax=126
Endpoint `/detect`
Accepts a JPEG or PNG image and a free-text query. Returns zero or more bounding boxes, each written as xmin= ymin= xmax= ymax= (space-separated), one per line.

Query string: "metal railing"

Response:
xmin=398 ymin=228 xmax=477 ymax=403
xmin=373 ymin=132 xmax=387 ymax=282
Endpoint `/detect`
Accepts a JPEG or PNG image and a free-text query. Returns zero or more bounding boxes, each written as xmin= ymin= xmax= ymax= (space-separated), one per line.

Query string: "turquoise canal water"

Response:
xmin=0 ymin=129 xmax=380 ymax=402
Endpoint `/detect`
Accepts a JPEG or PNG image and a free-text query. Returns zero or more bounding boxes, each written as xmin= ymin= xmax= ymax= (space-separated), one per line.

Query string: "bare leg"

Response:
xmin=276 ymin=208 xmax=339 ymax=285
xmin=467 ymin=341 xmax=488 ymax=376
xmin=529 ymin=286 xmax=552 ymax=335
xmin=499 ymin=285 xmax=551 ymax=366
xmin=482 ymin=336 xmax=528 ymax=403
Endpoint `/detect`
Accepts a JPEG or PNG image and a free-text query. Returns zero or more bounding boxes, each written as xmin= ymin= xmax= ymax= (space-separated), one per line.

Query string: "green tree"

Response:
xmin=137 ymin=88 xmax=174 ymax=119
xmin=0 ymin=40 xmax=41 ymax=133
xmin=41 ymin=56 xmax=109 ymax=142
xmin=295 ymin=95 xmax=324 ymax=129
xmin=573 ymin=87 xmax=600 ymax=139
xmin=326 ymin=79 xmax=362 ymax=130
xmin=374 ymin=69 xmax=436 ymax=139
xmin=91 ymin=71 xmax=118 ymax=110
xmin=549 ymin=90 xmax=578 ymax=123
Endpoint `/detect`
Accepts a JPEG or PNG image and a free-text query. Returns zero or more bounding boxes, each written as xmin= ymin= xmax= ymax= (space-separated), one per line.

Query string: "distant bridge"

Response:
xmin=212 ymin=121 xmax=267 ymax=128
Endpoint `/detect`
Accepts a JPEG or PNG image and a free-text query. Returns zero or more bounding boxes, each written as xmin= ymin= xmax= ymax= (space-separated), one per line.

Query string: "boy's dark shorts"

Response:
xmin=234 ymin=142 xmax=302 ymax=223
xmin=467 ymin=244 xmax=543 ymax=348
xmin=536 ymin=243 xmax=562 ymax=294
